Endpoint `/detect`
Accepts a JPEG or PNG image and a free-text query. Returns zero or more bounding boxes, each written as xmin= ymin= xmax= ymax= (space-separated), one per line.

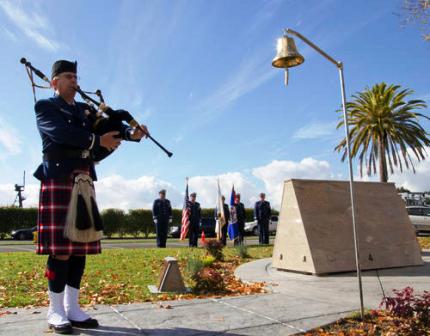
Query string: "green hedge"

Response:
xmin=0 ymin=206 xmax=279 ymax=239
xmin=0 ymin=207 xmax=38 ymax=239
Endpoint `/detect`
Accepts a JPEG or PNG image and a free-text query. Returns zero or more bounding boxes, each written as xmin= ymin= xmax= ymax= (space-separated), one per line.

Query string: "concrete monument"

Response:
xmin=272 ymin=179 xmax=423 ymax=274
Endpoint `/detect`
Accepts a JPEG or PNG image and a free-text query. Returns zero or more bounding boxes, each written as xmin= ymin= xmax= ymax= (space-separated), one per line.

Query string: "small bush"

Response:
xmin=193 ymin=267 xmax=224 ymax=292
xmin=235 ymin=244 xmax=249 ymax=259
xmin=202 ymin=255 xmax=216 ymax=267
xmin=380 ymin=287 xmax=430 ymax=325
xmin=202 ymin=239 xmax=224 ymax=261
xmin=186 ymin=257 xmax=204 ymax=279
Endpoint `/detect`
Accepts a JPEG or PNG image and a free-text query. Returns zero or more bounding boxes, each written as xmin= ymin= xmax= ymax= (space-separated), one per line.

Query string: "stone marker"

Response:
xmin=148 ymin=256 xmax=187 ymax=293
xmin=272 ymin=179 xmax=423 ymax=274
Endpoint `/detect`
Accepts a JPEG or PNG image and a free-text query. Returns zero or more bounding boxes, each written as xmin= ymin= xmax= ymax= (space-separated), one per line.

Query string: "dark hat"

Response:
xmin=51 ymin=60 xmax=77 ymax=78
xmin=159 ymin=189 xmax=166 ymax=194
xmin=190 ymin=192 xmax=197 ymax=197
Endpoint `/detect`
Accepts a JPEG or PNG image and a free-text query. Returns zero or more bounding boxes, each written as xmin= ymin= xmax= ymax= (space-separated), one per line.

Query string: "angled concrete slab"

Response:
xmin=272 ymin=179 xmax=423 ymax=274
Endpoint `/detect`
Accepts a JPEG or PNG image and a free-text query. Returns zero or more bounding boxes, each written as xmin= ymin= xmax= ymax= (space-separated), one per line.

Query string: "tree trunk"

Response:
xmin=379 ymin=138 xmax=388 ymax=182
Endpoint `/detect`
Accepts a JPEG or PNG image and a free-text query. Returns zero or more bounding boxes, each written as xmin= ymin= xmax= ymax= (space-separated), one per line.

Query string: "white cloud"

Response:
xmin=293 ymin=121 xmax=337 ymax=140
xmin=188 ymin=172 xmax=258 ymax=208
xmin=4 ymin=155 xmax=430 ymax=211
xmin=0 ymin=117 xmax=22 ymax=156
xmin=0 ymin=183 xmax=39 ymax=207
xmin=252 ymin=158 xmax=333 ymax=208
xmin=353 ymin=147 xmax=430 ymax=192
xmin=388 ymin=150 xmax=430 ymax=192
xmin=0 ymin=0 xmax=61 ymax=51
xmin=95 ymin=174 xmax=179 ymax=210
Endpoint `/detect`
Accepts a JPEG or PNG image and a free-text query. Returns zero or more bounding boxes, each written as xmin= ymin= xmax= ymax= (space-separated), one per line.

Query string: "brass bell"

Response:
xmin=272 ymin=35 xmax=304 ymax=86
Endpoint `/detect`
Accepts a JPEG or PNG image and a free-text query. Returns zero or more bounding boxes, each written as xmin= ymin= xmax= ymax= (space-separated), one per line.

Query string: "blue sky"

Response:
xmin=0 ymin=0 xmax=429 ymax=210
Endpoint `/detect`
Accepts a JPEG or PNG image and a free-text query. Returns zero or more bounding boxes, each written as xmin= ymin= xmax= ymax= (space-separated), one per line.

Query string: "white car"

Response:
xmin=406 ymin=206 xmax=430 ymax=234
xmin=244 ymin=215 xmax=278 ymax=236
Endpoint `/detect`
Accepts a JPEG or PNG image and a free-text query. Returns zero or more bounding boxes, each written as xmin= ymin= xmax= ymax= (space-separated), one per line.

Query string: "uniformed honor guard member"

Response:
xmin=34 ymin=60 xmax=148 ymax=334
xmin=152 ymin=189 xmax=172 ymax=248
xmin=188 ymin=192 xmax=201 ymax=247
xmin=215 ymin=196 xmax=230 ymax=246
xmin=234 ymin=193 xmax=246 ymax=245
xmin=254 ymin=193 xmax=272 ymax=245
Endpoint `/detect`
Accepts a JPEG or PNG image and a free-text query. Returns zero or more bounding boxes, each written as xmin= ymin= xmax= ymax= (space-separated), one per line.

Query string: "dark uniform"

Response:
xmin=254 ymin=199 xmax=271 ymax=244
xmin=188 ymin=200 xmax=201 ymax=247
xmin=215 ymin=203 xmax=230 ymax=246
xmin=152 ymin=195 xmax=172 ymax=248
xmin=234 ymin=201 xmax=246 ymax=245
xmin=33 ymin=60 xmax=141 ymax=333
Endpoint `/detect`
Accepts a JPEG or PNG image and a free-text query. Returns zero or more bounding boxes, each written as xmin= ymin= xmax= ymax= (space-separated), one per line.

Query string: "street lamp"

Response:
xmin=272 ymin=28 xmax=364 ymax=319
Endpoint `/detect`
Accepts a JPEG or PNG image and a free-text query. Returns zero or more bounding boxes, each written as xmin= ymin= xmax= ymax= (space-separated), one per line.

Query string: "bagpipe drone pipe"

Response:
xmin=20 ymin=57 xmax=173 ymax=160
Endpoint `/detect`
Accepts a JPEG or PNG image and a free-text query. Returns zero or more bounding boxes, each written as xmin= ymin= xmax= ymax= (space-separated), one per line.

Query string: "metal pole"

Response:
xmin=338 ymin=62 xmax=364 ymax=319
xmin=283 ymin=29 xmax=365 ymax=319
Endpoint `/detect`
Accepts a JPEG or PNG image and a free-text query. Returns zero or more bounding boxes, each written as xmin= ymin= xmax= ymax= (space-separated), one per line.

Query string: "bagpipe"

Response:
xmin=20 ymin=58 xmax=173 ymax=159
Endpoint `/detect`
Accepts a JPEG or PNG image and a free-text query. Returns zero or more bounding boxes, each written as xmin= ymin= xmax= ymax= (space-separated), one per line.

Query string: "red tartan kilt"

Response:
xmin=36 ymin=168 xmax=102 ymax=255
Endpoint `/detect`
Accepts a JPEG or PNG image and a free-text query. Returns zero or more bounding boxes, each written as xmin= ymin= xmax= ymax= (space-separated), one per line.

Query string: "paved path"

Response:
xmin=0 ymin=251 xmax=428 ymax=335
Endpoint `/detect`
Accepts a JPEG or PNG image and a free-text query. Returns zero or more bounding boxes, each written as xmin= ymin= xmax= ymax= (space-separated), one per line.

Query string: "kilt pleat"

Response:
xmin=36 ymin=169 xmax=101 ymax=255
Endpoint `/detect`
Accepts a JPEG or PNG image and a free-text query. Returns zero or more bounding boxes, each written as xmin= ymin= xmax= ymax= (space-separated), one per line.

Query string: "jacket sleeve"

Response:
xmin=197 ymin=204 xmax=201 ymax=221
xmin=152 ymin=200 xmax=158 ymax=219
xmin=239 ymin=204 xmax=245 ymax=221
xmin=168 ymin=201 xmax=172 ymax=219
xmin=224 ymin=205 xmax=230 ymax=222
xmin=254 ymin=202 xmax=258 ymax=221
xmin=35 ymin=100 xmax=100 ymax=149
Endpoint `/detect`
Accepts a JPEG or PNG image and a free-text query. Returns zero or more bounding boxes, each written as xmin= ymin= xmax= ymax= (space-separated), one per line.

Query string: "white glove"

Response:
xmin=154 ymin=219 xmax=158 ymax=224
xmin=169 ymin=218 xmax=172 ymax=224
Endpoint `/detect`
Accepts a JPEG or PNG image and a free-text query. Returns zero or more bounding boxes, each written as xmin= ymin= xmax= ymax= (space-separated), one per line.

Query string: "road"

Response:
xmin=0 ymin=237 xmax=275 ymax=253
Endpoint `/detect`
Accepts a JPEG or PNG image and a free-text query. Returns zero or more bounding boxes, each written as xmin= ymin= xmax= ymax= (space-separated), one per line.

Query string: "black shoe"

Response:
xmin=70 ymin=318 xmax=99 ymax=329
xmin=49 ymin=323 xmax=73 ymax=334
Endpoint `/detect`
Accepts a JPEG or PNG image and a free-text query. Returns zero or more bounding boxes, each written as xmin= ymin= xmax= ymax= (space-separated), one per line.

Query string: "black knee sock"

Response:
xmin=67 ymin=256 xmax=86 ymax=289
xmin=46 ymin=256 xmax=69 ymax=293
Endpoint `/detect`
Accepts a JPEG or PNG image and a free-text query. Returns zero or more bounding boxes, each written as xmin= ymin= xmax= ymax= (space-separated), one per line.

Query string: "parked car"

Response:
xmin=11 ymin=226 xmax=37 ymax=240
xmin=244 ymin=215 xmax=278 ymax=236
xmin=406 ymin=206 xmax=430 ymax=234
xmin=169 ymin=217 xmax=217 ymax=238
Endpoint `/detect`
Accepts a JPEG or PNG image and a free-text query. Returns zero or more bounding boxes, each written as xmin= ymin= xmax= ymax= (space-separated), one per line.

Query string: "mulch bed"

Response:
xmin=299 ymin=310 xmax=430 ymax=336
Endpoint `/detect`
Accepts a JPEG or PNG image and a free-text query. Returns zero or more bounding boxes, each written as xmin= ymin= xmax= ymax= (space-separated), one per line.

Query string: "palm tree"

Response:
xmin=335 ymin=83 xmax=429 ymax=182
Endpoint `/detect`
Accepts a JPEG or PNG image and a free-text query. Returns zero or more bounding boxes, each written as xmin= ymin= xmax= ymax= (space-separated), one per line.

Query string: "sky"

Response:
xmin=0 ymin=0 xmax=429 ymax=210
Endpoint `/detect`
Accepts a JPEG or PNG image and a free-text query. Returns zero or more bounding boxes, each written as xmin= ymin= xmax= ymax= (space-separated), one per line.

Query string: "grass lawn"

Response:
xmin=1 ymin=237 xmax=428 ymax=309
xmin=0 ymin=245 xmax=272 ymax=308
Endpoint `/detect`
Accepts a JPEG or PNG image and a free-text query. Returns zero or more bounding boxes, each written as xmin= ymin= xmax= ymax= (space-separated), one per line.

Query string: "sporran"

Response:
xmin=64 ymin=174 xmax=103 ymax=243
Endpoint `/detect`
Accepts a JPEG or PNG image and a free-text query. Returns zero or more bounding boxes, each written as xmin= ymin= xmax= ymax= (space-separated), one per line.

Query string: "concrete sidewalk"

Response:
xmin=1 ymin=251 xmax=428 ymax=335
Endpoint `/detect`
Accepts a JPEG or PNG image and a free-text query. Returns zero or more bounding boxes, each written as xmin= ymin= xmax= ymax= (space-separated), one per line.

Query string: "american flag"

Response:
xmin=180 ymin=180 xmax=190 ymax=240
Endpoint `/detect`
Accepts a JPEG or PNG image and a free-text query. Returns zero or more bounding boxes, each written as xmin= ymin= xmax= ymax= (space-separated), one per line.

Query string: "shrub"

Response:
xmin=235 ymin=244 xmax=250 ymax=259
xmin=128 ymin=209 xmax=153 ymax=238
xmin=0 ymin=207 xmax=38 ymax=239
xmin=101 ymin=209 xmax=126 ymax=238
xmin=186 ymin=257 xmax=204 ymax=279
xmin=202 ymin=255 xmax=216 ymax=267
xmin=202 ymin=239 xmax=224 ymax=261
xmin=380 ymin=287 xmax=430 ymax=325
xmin=193 ymin=267 xmax=224 ymax=292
